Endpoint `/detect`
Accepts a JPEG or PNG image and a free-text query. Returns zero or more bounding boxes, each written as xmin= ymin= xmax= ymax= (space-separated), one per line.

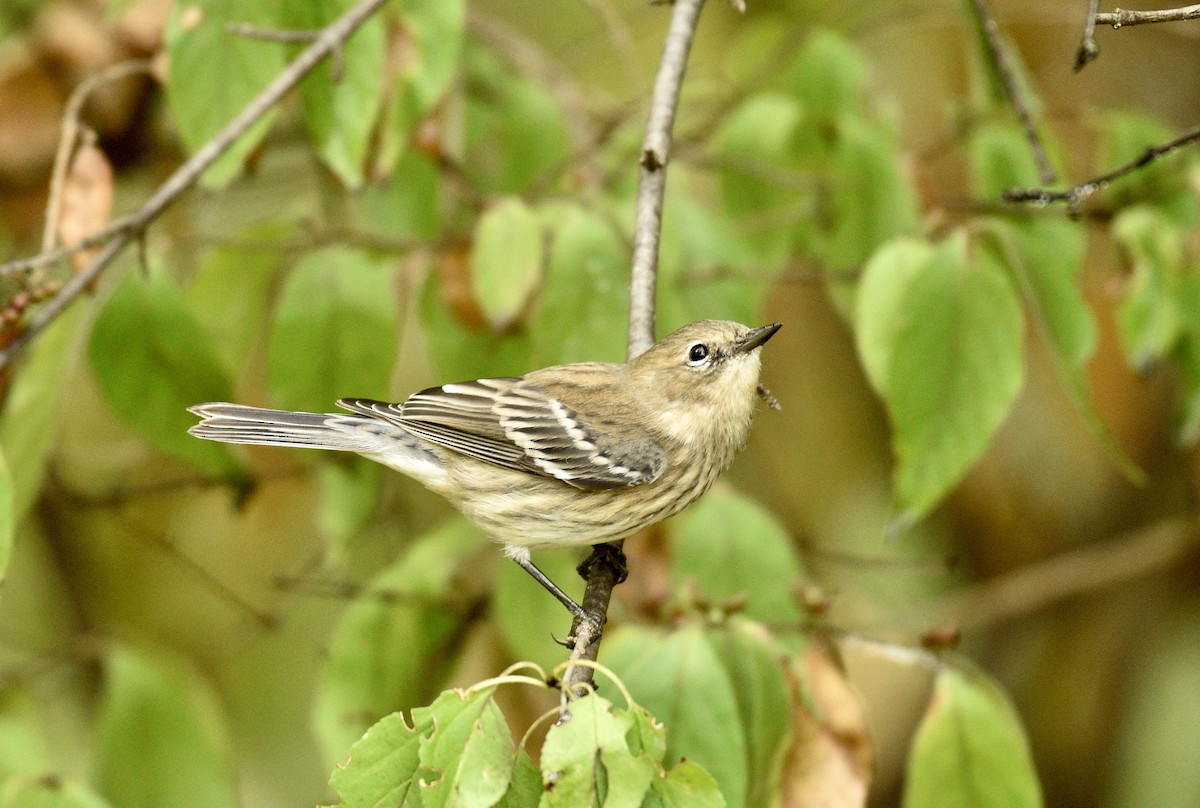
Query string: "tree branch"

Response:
xmin=563 ymin=0 xmax=712 ymax=699
xmin=1076 ymin=3 xmax=1200 ymax=69
xmin=1097 ymin=3 xmax=1200 ymax=27
xmin=0 ymin=0 xmax=389 ymax=372
xmin=1002 ymin=121 xmax=1200 ymax=213
xmin=966 ymin=0 xmax=1057 ymax=184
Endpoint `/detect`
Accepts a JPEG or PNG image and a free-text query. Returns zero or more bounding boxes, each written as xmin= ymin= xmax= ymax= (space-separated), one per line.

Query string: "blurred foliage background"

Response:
xmin=1 ymin=0 xmax=1199 ymax=806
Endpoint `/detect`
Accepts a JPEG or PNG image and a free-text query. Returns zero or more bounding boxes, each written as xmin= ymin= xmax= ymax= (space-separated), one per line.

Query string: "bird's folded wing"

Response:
xmin=339 ymin=378 xmax=665 ymax=490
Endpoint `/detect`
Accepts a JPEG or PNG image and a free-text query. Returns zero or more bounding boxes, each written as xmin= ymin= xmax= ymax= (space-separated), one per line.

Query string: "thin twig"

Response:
xmin=626 ymin=0 xmax=707 ymax=358
xmin=967 ymin=0 xmax=1057 ymax=185
xmin=1097 ymin=4 xmax=1200 ymax=27
xmin=903 ymin=517 xmax=1200 ymax=632
xmin=1077 ymin=3 xmax=1200 ymax=70
xmin=1075 ymin=0 xmax=1101 ymax=70
xmin=0 ymin=0 xmax=389 ymax=372
xmin=225 ymin=22 xmax=344 ymax=81
xmin=563 ymin=0 xmax=710 ymax=700
xmin=39 ymin=60 xmax=152 ymax=267
xmin=1002 ymin=120 xmax=1200 ymax=213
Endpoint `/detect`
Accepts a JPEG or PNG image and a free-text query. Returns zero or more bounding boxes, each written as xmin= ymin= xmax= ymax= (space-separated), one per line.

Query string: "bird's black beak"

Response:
xmin=735 ymin=322 xmax=782 ymax=354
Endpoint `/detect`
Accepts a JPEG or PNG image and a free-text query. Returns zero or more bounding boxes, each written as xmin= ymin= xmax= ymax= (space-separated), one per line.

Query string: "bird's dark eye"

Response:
xmin=687 ymin=343 xmax=710 ymax=365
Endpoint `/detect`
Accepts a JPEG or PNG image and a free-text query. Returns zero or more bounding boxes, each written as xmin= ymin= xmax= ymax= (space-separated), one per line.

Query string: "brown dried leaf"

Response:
xmin=783 ymin=643 xmax=873 ymax=808
xmin=58 ymin=142 xmax=115 ymax=271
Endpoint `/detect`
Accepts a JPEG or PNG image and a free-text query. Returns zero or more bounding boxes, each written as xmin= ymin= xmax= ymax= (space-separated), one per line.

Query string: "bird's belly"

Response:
xmin=447 ymin=461 xmax=718 ymax=551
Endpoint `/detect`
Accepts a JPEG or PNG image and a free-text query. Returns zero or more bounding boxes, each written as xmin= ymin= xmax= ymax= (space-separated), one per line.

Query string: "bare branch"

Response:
xmin=627 ymin=0 xmax=709 ymax=359
xmin=1077 ymin=3 xmax=1200 ymax=69
xmin=967 ymin=0 xmax=1057 ymax=184
xmin=0 ymin=0 xmax=389 ymax=372
xmin=906 ymin=517 xmax=1200 ymax=632
xmin=564 ymin=0 xmax=711 ymax=700
xmin=1097 ymin=3 xmax=1200 ymax=27
xmin=1002 ymin=121 xmax=1200 ymax=213
xmin=1075 ymin=0 xmax=1101 ymax=70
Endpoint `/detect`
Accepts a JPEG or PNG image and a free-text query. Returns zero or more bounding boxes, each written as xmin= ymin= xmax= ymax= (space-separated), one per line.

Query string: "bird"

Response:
xmin=189 ymin=319 xmax=780 ymax=620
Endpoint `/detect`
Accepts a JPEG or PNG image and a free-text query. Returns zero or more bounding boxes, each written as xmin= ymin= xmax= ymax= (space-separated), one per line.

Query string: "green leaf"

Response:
xmin=1172 ymin=273 xmax=1200 ymax=443
xmin=604 ymin=625 xmax=747 ymax=808
xmin=0 ymin=450 xmax=11 ymax=581
xmin=492 ymin=549 xmax=581 ymax=672
xmin=463 ymin=43 xmax=572 ymax=194
xmin=496 ymin=750 xmax=543 ymax=807
xmin=672 ymin=487 xmax=804 ymax=624
xmin=0 ymin=777 xmax=112 ymax=808
xmin=354 ymin=151 xmax=441 ymax=242
xmin=186 ymin=220 xmax=291 ymax=377
xmin=703 ymin=621 xmax=791 ymax=806
xmin=379 ymin=0 xmax=464 ymax=172
xmin=419 ymin=688 xmax=514 ymax=808
xmin=285 ymin=0 xmax=385 ymax=186
xmin=1112 ymin=206 xmax=1185 ymax=370
xmin=903 ymin=665 xmax=1043 ymax=808
xmin=329 ymin=709 xmax=430 ymax=808
xmin=88 ymin=268 xmax=241 ymax=477
xmin=539 ymin=694 xmax=655 ymax=808
xmin=470 ymin=197 xmax=544 ymax=331
xmin=267 ymin=247 xmax=399 ymax=412
xmin=645 ymin=760 xmax=727 ymax=808
xmin=0 ymin=304 xmax=86 ymax=524
xmin=166 ymin=0 xmax=284 ymax=188
xmin=856 ymin=232 xmax=1024 ymax=522
xmin=317 ymin=459 xmax=383 ymax=558
xmin=781 ymin=29 xmax=870 ymax=125
xmin=824 ymin=117 xmax=921 ymax=272
xmin=418 ymin=273 xmax=532 ymax=380
xmin=969 ymin=124 xmax=1145 ymax=483
xmin=313 ymin=518 xmax=489 ymax=766
xmin=530 ymin=203 xmax=628 ymax=366
xmin=96 ymin=645 xmax=238 ymax=808
xmin=712 ymin=94 xmax=805 ymax=269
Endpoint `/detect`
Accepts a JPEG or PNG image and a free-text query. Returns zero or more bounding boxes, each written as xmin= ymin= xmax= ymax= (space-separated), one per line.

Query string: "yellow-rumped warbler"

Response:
xmin=189 ymin=319 xmax=780 ymax=617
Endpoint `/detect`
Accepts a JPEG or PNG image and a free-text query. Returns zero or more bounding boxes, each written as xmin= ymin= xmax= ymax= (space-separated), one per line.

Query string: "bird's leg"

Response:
xmin=511 ymin=556 xmax=588 ymax=622
xmin=577 ymin=542 xmax=628 ymax=584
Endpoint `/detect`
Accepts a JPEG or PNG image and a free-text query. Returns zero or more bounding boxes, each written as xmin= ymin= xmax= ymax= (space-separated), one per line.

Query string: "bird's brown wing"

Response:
xmin=338 ymin=376 xmax=665 ymax=490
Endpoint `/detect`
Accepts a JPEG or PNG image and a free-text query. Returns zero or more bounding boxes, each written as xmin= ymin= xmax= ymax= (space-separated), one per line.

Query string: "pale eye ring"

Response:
xmin=687 ymin=342 xmax=710 ymax=366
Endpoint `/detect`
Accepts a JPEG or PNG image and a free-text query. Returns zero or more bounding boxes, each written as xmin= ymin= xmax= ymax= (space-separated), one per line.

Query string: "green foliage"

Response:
xmin=267 ymin=246 xmax=400 ymax=412
xmin=285 ymin=0 xmax=385 ymax=187
xmin=418 ymin=273 xmax=533 ymax=381
xmin=1113 ymin=206 xmax=1186 ymax=370
xmin=463 ymin=43 xmax=572 ymax=194
xmin=671 ymin=486 xmax=805 ymax=624
xmin=186 ymin=220 xmax=291 ymax=377
xmin=904 ymin=664 xmax=1043 ymax=808
xmin=492 ymin=549 xmax=581 ymax=671
xmin=165 ymin=0 xmax=283 ymax=188
xmin=531 ymin=203 xmax=629 ymax=366
xmin=313 ymin=518 xmax=490 ymax=766
xmin=329 ymin=686 xmax=727 ymax=808
xmin=471 ymin=197 xmax=544 ymax=330
xmin=379 ymin=0 xmax=465 ymax=172
xmin=856 ymin=232 xmax=1024 ymax=523
xmin=0 ymin=305 xmax=87 ymax=523
xmin=96 ymin=645 xmax=238 ymax=808
xmin=88 ymin=267 xmax=243 ymax=478
xmin=604 ymin=621 xmax=790 ymax=808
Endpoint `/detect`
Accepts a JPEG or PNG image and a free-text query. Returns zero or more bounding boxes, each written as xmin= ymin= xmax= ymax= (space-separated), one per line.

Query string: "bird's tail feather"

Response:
xmin=188 ymin=403 xmax=389 ymax=453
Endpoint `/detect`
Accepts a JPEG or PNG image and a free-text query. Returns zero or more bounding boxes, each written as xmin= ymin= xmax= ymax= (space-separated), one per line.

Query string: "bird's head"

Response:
xmin=629 ymin=320 xmax=781 ymax=445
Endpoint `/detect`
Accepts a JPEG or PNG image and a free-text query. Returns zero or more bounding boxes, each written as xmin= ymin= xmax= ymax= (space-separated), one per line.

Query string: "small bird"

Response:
xmin=189 ymin=319 xmax=780 ymax=619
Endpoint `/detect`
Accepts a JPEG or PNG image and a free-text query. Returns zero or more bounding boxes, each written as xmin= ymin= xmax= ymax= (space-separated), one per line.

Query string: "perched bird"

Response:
xmin=189 ymin=319 xmax=780 ymax=619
